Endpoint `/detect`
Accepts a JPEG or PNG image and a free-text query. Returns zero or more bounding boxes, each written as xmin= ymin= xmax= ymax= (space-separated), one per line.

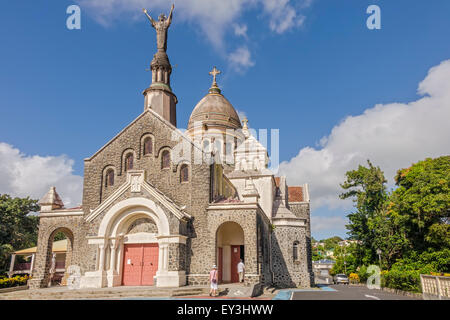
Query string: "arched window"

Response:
xmin=105 ymin=169 xmax=114 ymax=187
xmin=293 ymin=241 xmax=299 ymax=261
xmin=225 ymin=142 xmax=233 ymax=157
xmin=202 ymin=139 xmax=210 ymax=153
xmin=125 ymin=153 xmax=134 ymax=171
xmin=143 ymin=137 xmax=153 ymax=155
xmin=180 ymin=164 xmax=189 ymax=182
xmin=161 ymin=150 xmax=170 ymax=169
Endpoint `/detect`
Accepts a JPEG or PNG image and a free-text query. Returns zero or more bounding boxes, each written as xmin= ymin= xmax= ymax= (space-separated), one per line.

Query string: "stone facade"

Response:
xmin=271 ymin=225 xmax=311 ymax=288
xmin=30 ymin=15 xmax=313 ymax=289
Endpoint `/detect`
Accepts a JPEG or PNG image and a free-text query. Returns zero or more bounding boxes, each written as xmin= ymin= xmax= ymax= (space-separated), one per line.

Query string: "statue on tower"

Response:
xmin=143 ymin=4 xmax=174 ymax=52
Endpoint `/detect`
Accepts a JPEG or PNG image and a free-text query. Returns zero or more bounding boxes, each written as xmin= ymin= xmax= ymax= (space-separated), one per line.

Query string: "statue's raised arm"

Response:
xmin=167 ymin=4 xmax=174 ymax=26
xmin=143 ymin=8 xmax=156 ymax=27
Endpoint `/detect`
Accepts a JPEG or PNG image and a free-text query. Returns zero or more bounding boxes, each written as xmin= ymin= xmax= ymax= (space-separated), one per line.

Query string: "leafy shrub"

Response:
xmin=0 ymin=275 xmax=30 ymax=289
xmin=382 ymin=269 xmax=421 ymax=292
xmin=349 ymin=273 xmax=359 ymax=283
xmin=357 ymin=265 xmax=368 ymax=282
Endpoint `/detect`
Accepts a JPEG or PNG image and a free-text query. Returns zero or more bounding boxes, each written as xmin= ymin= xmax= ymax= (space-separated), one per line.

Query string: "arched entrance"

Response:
xmin=81 ymin=197 xmax=187 ymax=288
xmin=216 ymin=222 xmax=244 ymax=283
xmin=45 ymin=227 xmax=74 ymax=287
xmin=120 ymin=217 xmax=159 ymax=286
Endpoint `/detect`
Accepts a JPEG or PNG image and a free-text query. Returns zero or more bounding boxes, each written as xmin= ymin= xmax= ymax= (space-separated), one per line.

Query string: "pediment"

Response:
xmin=85 ymin=170 xmax=191 ymax=223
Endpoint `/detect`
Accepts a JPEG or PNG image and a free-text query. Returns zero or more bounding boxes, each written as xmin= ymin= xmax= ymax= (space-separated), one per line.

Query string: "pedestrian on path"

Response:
xmin=209 ymin=265 xmax=218 ymax=297
xmin=237 ymin=259 xmax=245 ymax=283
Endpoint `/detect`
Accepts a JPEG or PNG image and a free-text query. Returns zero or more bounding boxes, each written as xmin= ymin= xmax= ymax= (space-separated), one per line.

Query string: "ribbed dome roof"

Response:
xmin=187 ymin=92 xmax=242 ymax=130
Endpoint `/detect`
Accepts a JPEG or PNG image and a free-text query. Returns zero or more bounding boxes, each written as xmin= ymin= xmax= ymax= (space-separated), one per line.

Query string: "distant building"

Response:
xmin=338 ymin=240 xmax=360 ymax=247
xmin=312 ymin=259 xmax=335 ymax=284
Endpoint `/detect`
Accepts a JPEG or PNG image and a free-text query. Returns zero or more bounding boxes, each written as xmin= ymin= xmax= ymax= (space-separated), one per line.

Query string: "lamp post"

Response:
xmin=376 ymin=249 xmax=382 ymax=268
xmin=343 ymin=245 xmax=347 ymax=274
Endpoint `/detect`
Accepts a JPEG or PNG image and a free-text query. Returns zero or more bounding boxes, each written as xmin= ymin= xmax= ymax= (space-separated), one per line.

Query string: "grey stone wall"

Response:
xmin=271 ymin=225 xmax=311 ymax=288
xmin=290 ymin=202 xmax=314 ymax=280
xmin=29 ymin=214 xmax=87 ymax=289
xmin=80 ymin=110 xmax=211 ymax=275
xmin=185 ymin=205 xmax=271 ymax=286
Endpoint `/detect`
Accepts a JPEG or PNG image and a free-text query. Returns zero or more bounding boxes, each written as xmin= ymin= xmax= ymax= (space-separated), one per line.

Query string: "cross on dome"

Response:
xmin=209 ymin=66 xmax=221 ymax=87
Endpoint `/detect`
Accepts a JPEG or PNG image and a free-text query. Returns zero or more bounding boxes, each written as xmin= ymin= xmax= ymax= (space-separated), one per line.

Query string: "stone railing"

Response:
xmin=420 ymin=274 xmax=450 ymax=300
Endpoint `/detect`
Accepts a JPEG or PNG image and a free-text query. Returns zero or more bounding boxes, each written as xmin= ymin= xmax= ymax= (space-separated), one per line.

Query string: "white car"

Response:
xmin=334 ymin=274 xmax=349 ymax=284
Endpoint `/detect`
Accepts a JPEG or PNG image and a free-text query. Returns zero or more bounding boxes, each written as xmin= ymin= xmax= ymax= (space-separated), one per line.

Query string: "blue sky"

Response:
xmin=1 ymin=0 xmax=450 ymax=240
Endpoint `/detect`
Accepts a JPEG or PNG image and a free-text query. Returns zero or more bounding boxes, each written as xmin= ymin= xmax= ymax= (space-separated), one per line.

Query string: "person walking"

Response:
xmin=237 ymin=259 xmax=245 ymax=283
xmin=209 ymin=265 xmax=218 ymax=297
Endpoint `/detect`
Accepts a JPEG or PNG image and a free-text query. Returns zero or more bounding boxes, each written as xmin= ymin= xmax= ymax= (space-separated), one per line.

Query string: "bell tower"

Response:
xmin=142 ymin=5 xmax=178 ymax=127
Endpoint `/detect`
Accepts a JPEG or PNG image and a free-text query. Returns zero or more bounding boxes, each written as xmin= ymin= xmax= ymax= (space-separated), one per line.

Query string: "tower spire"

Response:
xmin=142 ymin=4 xmax=178 ymax=126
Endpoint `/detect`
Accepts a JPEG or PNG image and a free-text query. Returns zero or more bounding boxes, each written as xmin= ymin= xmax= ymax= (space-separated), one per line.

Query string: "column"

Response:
xmin=109 ymin=241 xmax=117 ymax=272
xmin=162 ymin=244 xmax=168 ymax=271
xmin=30 ymin=253 xmax=36 ymax=277
xmin=8 ymin=254 xmax=16 ymax=278
xmin=98 ymin=244 xmax=106 ymax=272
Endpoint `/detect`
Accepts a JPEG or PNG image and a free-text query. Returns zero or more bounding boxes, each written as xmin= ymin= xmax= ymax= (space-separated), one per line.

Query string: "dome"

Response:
xmin=187 ymin=92 xmax=242 ymax=131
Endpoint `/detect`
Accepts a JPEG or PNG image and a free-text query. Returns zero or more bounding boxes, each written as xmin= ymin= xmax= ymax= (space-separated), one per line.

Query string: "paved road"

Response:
xmin=291 ymin=285 xmax=420 ymax=300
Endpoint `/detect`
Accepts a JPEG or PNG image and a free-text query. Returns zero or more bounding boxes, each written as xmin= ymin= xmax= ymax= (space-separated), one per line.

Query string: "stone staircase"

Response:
xmin=0 ymin=286 xmax=209 ymax=300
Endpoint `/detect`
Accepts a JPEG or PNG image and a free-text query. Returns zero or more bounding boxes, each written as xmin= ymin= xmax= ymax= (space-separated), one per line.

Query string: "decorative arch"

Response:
xmin=158 ymin=147 xmax=172 ymax=170
xmin=102 ymin=165 xmax=116 ymax=188
xmin=43 ymin=227 xmax=74 ymax=288
xmin=98 ymin=197 xmax=170 ymax=238
xmin=180 ymin=164 xmax=189 ymax=183
xmin=121 ymin=148 xmax=136 ymax=174
xmin=140 ymin=133 xmax=155 ymax=157
xmin=215 ymin=221 xmax=245 ymax=283
xmin=86 ymin=197 xmax=186 ymax=288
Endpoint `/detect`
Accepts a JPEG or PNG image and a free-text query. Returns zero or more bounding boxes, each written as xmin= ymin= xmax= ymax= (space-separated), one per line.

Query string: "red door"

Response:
xmin=218 ymin=247 xmax=223 ymax=284
xmin=122 ymin=243 xmax=159 ymax=286
xmin=231 ymin=245 xmax=240 ymax=283
xmin=142 ymin=244 xmax=158 ymax=285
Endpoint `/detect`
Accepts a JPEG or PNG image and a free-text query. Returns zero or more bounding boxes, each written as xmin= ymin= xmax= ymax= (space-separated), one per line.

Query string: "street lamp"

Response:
xmin=376 ymin=249 xmax=382 ymax=267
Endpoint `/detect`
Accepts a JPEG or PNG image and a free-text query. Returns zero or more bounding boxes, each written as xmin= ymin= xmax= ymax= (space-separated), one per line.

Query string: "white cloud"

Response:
xmin=261 ymin=0 xmax=309 ymax=33
xmin=228 ymin=46 xmax=255 ymax=71
xmin=311 ymin=216 xmax=347 ymax=233
xmin=233 ymin=23 xmax=248 ymax=38
xmin=279 ymin=59 xmax=450 ymax=211
xmin=0 ymin=143 xmax=83 ymax=208
xmin=76 ymin=0 xmax=312 ymax=68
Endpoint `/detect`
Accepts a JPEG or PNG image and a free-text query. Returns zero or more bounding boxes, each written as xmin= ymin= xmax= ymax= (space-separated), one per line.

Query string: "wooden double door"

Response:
xmin=122 ymin=243 xmax=158 ymax=286
xmin=218 ymin=245 xmax=244 ymax=283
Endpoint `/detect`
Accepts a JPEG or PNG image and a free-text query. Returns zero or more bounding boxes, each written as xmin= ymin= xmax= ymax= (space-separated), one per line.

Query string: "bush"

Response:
xmin=349 ymin=273 xmax=359 ymax=283
xmin=0 ymin=275 xmax=30 ymax=289
xmin=357 ymin=265 xmax=368 ymax=282
xmin=382 ymin=269 xmax=421 ymax=293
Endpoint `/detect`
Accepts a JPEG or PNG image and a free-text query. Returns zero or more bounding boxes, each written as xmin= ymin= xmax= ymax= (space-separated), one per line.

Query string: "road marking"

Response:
xmin=365 ymin=294 xmax=381 ymax=300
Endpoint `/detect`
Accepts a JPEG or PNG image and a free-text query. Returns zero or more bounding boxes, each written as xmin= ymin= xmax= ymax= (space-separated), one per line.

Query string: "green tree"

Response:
xmin=392 ymin=156 xmax=450 ymax=252
xmin=340 ymin=160 xmax=388 ymax=265
xmin=0 ymin=195 xmax=39 ymax=274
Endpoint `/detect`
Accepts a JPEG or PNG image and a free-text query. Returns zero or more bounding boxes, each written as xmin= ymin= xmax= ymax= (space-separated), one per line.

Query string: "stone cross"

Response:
xmin=209 ymin=66 xmax=221 ymax=86
xmin=130 ymin=175 xmax=141 ymax=193
xmin=242 ymin=117 xmax=248 ymax=129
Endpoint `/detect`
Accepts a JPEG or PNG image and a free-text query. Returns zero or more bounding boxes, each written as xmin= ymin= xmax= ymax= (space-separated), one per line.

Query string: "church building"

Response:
xmin=29 ymin=7 xmax=313 ymax=290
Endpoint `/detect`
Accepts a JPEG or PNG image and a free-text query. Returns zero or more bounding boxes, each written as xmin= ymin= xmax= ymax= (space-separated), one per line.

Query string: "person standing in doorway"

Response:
xmin=237 ymin=259 xmax=245 ymax=283
xmin=209 ymin=265 xmax=218 ymax=297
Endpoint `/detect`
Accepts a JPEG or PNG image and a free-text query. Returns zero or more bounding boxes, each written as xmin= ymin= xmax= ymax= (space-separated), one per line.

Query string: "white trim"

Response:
xmin=207 ymin=203 xmax=258 ymax=210
xmin=97 ymin=198 xmax=170 ymax=237
xmin=123 ymin=232 xmax=158 ymax=244
xmin=156 ymin=234 xmax=188 ymax=244
xmin=40 ymin=211 xmax=84 ymax=217
xmin=272 ymin=218 xmax=306 ymax=227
